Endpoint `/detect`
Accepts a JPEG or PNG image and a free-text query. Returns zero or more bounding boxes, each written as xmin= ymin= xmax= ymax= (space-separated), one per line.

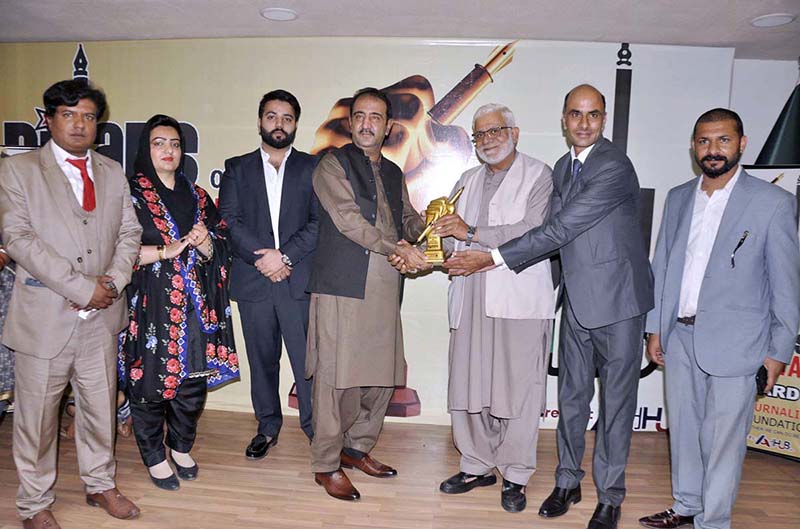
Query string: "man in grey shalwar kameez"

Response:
xmin=433 ymin=104 xmax=555 ymax=513
xmin=306 ymin=88 xmax=427 ymax=502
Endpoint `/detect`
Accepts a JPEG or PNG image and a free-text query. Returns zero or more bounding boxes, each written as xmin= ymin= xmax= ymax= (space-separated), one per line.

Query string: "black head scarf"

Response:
xmin=133 ymin=113 xmax=186 ymax=180
xmin=132 ymin=114 xmax=195 ymax=236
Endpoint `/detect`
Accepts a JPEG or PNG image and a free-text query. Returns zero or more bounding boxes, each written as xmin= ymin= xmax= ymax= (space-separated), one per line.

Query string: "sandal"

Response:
xmin=116 ymin=396 xmax=132 ymax=437
xmin=60 ymin=397 xmax=76 ymax=439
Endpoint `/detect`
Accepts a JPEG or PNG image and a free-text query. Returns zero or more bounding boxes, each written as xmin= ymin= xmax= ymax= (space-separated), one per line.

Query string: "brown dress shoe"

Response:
xmin=315 ymin=470 xmax=361 ymax=501
xmin=340 ymin=452 xmax=397 ymax=478
xmin=85 ymin=487 xmax=141 ymax=519
xmin=639 ymin=509 xmax=695 ymax=528
xmin=22 ymin=510 xmax=61 ymax=529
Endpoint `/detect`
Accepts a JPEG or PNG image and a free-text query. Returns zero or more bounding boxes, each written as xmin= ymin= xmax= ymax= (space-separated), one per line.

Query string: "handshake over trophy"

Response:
xmin=415 ymin=187 xmax=465 ymax=265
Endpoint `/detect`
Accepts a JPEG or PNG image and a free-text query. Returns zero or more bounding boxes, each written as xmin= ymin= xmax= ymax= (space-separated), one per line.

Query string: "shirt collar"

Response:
xmin=570 ymin=143 xmax=595 ymax=164
xmin=51 ymin=139 xmax=92 ymax=166
xmin=260 ymin=145 xmax=292 ymax=167
xmin=696 ymin=165 xmax=742 ymax=197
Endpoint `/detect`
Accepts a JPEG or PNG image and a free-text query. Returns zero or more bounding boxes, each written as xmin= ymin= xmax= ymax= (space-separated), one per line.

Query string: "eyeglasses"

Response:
xmin=471 ymin=126 xmax=512 ymax=143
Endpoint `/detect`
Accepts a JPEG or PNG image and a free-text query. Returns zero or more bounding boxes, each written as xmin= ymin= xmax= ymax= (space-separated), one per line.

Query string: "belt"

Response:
xmin=676 ymin=315 xmax=696 ymax=326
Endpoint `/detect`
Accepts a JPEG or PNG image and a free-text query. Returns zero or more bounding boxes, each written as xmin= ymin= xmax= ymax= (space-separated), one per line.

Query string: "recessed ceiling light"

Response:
xmin=260 ymin=7 xmax=298 ymax=21
xmin=751 ymin=13 xmax=796 ymax=28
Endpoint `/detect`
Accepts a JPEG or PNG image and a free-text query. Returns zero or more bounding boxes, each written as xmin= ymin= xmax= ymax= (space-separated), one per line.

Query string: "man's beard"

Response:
xmin=477 ymin=136 xmax=515 ymax=165
xmin=260 ymin=126 xmax=296 ymax=149
xmin=697 ymin=151 xmax=741 ymax=178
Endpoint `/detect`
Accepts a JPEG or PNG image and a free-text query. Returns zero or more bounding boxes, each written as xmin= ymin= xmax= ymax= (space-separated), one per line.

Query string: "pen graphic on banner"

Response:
xmin=427 ymin=41 xmax=517 ymax=126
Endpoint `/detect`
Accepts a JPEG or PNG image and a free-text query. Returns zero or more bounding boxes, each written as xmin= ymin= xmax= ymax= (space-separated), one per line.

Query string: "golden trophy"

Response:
xmin=415 ymin=187 xmax=465 ymax=265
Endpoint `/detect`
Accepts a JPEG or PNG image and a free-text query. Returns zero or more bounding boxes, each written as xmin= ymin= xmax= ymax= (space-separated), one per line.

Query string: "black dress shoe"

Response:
xmin=638 ymin=509 xmax=695 ymax=528
xmin=538 ymin=485 xmax=581 ymax=518
xmin=170 ymin=454 xmax=198 ymax=480
xmin=148 ymin=471 xmax=180 ymax=491
xmin=500 ymin=479 xmax=526 ymax=513
xmin=439 ymin=471 xmax=497 ymax=494
xmin=588 ymin=503 xmax=621 ymax=529
xmin=245 ymin=433 xmax=278 ymax=459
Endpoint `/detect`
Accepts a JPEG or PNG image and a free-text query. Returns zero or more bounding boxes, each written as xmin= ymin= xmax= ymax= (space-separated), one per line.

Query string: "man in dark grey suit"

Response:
xmin=639 ymin=109 xmax=800 ymax=529
xmin=219 ymin=89 xmax=318 ymax=457
xmin=445 ymin=84 xmax=654 ymax=529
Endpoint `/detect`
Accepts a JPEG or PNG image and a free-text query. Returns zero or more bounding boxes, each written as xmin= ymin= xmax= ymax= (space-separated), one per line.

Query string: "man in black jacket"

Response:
xmin=219 ymin=89 xmax=318 ymax=458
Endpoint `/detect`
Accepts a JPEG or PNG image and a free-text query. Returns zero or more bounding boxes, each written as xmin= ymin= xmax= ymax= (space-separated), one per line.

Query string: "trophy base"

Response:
xmin=424 ymin=250 xmax=445 ymax=265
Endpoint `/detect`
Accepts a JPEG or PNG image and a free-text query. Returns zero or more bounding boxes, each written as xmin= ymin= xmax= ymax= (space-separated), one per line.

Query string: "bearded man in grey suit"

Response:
xmin=639 ymin=109 xmax=800 ymax=529
xmin=445 ymin=84 xmax=654 ymax=529
xmin=0 ymin=79 xmax=142 ymax=529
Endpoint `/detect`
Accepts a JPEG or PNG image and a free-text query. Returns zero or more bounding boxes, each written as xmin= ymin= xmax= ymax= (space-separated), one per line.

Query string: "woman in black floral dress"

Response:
xmin=119 ymin=115 xmax=238 ymax=490
xmin=0 ymin=238 xmax=15 ymax=421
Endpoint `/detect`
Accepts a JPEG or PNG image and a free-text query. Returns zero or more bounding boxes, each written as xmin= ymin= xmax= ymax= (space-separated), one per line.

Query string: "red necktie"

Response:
xmin=66 ymin=158 xmax=96 ymax=212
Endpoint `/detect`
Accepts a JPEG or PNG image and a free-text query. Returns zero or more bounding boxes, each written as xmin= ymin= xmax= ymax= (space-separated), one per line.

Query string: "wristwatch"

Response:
xmin=281 ymin=253 xmax=293 ymax=267
xmin=465 ymin=225 xmax=476 ymax=247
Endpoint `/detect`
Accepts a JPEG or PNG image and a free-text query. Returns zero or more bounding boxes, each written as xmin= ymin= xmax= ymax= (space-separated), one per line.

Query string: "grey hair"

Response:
xmin=473 ymin=103 xmax=516 ymax=129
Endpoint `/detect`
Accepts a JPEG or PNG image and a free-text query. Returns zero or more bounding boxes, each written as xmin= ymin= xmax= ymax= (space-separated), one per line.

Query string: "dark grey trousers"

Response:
xmin=554 ymin=292 xmax=644 ymax=506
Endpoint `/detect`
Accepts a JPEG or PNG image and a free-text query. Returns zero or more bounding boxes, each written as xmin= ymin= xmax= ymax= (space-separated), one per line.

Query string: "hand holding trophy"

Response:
xmin=415 ymin=187 xmax=465 ymax=265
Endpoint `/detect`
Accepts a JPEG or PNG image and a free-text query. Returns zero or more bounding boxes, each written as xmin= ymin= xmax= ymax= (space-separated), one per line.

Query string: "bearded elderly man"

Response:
xmin=430 ymin=104 xmax=556 ymax=514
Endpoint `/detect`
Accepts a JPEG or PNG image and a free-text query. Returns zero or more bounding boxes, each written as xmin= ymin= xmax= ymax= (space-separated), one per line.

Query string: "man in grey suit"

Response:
xmin=0 ymin=79 xmax=142 ymax=529
xmin=639 ymin=109 xmax=800 ymax=529
xmin=445 ymin=84 xmax=654 ymax=529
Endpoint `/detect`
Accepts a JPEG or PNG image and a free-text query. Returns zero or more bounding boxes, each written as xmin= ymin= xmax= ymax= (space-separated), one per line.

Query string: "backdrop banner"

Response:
xmin=0 ymin=37 xmax=736 ymax=428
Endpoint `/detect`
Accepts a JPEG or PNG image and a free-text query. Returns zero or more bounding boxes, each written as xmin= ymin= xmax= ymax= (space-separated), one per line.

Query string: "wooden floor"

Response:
xmin=0 ymin=410 xmax=798 ymax=528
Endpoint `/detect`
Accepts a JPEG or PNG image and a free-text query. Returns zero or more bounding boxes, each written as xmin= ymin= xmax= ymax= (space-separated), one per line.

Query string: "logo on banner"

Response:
xmin=1 ymin=43 xmax=201 ymax=183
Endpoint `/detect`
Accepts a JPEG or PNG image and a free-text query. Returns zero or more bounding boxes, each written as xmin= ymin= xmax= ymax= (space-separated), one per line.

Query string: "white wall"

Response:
xmin=731 ymin=59 xmax=798 ymax=164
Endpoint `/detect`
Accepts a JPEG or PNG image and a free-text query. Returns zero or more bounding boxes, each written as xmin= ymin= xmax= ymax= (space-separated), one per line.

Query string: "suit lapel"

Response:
xmin=277 ymin=152 xmax=297 ymax=240
xmin=564 ymin=138 xmax=607 ymax=201
xmin=39 ymin=144 xmax=81 ymax=248
xmin=554 ymin=154 xmax=571 ymax=199
xmin=668 ymin=181 xmax=696 ymax=274
xmin=707 ymin=172 xmax=756 ymax=265
xmin=91 ymin=154 xmax=107 ymax=230
xmin=246 ymin=149 xmax=272 ymax=236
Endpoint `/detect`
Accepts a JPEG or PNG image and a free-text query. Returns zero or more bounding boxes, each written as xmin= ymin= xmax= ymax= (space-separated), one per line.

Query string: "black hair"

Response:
xmin=562 ymin=84 xmax=606 ymax=113
xmin=350 ymin=87 xmax=393 ymax=120
xmin=43 ymin=79 xmax=107 ymax=120
xmin=693 ymin=108 xmax=744 ymax=138
xmin=258 ymin=89 xmax=301 ymax=121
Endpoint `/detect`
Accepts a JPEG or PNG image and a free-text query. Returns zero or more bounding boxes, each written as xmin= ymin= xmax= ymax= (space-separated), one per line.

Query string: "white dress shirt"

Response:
xmin=259 ymin=146 xmax=291 ymax=249
xmin=490 ymin=143 xmax=596 ymax=267
xmin=51 ymin=140 xmax=94 ymax=205
xmin=678 ymin=166 xmax=741 ymax=317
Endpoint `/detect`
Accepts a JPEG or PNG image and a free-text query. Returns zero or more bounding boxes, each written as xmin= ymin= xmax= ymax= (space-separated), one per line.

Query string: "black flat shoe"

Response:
xmin=501 ymin=479 xmax=526 ymax=513
xmin=588 ymin=503 xmax=621 ymax=529
xmin=439 ymin=471 xmax=497 ymax=494
xmin=538 ymin=485 xmax=581 ymax=518
xmin=245 ymin=433 xmax=278 ymax=459
xmin=149 ymin=471 xmax=180 ymax=491
xmin=170 ymin=454 xmax=198 ymax=481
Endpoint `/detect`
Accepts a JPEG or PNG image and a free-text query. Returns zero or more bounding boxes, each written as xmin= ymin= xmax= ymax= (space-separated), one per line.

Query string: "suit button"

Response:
xmin=364 ymin=250 xmax=369 ymax=255
xmin=82 ymin=219 xmax=88 ymax=225
xmin=372 ymin=195 xmax=377 ymax=200
xmin=87 ymin=249 xmax=92 ymax=254
xmin=77 ymin=257 xmax=83 ymax=263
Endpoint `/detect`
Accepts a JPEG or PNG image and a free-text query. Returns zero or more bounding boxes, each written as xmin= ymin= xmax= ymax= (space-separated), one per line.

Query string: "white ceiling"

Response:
xmin=1 ymin=0 xmax=799 ymax=60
